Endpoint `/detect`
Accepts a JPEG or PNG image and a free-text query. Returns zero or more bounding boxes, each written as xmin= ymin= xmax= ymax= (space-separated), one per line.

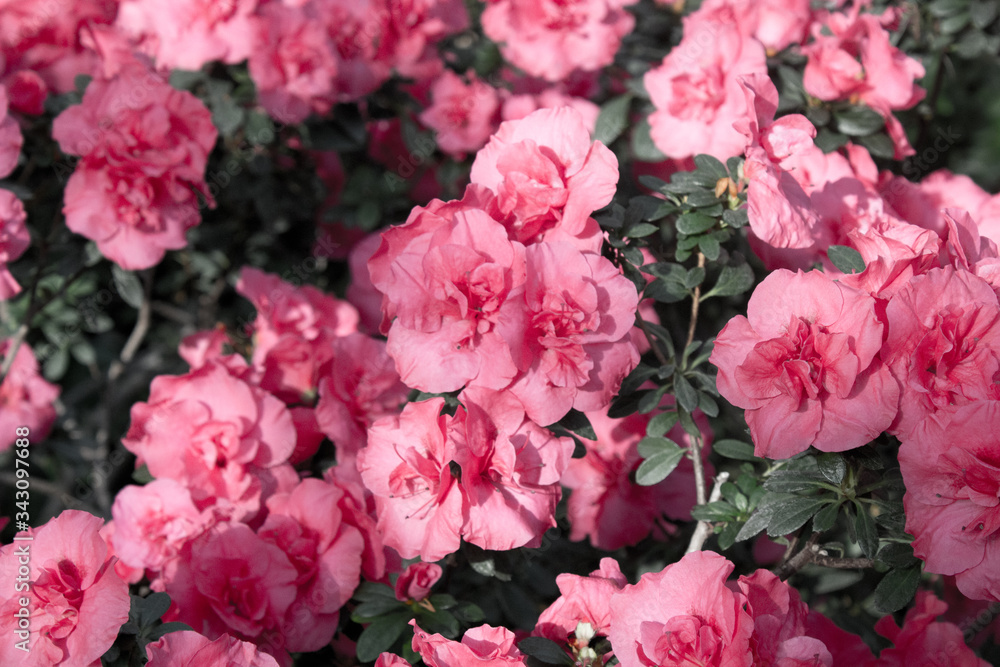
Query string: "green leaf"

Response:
xmin=685 ymin=190 xmax=723 ymax=208
xmin=684 ymin=266 xmax=706 ymax=289
xmin=632 ymin=118 xmax=667 ymax=161
xmin=699 ymin=235 xmax=721 ymax=261
xmin=626 ymin=222 xmax=660 ymax=238
xmin=647 ymin=411 xmax=680 ymax=437
xmin=877 ymin=542 xmax=919 ymax=568
xmin=717 ymin=521 xmax=742 ymax=550
xmin=131 ymin=592 xmax=172 ymax=627
xmin=676 ymin=212 xmax=717 ymax=235
xmin=764 ymin=470 xmax=831 ymax=493
xmin=735 ymin=498 xmax=779 ymax=541
xmin=645 ymin=277 xmax=689 ymax=304
xmin=673 ymin=374 xmax=699 ymax=413
xmin=148 ymin=622 xmax=194 ymax=640
xmin=971 ymin=0 xmax=999 ymax=28
xmin=712 ymin=439 xmax=759 ymax=461
xmin=816 ymin=453 xmax=847 ymax=484
xmin=413 ymin=606 xmax=460 ymax=638
xmin=518 ymin=637 xmax=575 ymax=666
xmin=693 ymin=154 xmax=728 ymax=181
xmin=112 ymin=266 xmax=145 ymax=309
xmin=857 ymin=132 xmax=896 ymax=159
xmin=467 ymin=552 xmax=512 ymax=582
xmin=690 ymin=501 xmax=739 ymax=522
xmin=812 ymin=500 xmax=841 ymax=533
xmin=354 ymin=582 xmax=397 ymax=602
xmin=814 ymin=128 xmax=849 ymax=153
xmin=873 ymin=566 xmax=922 ymax=614
xmin=697 ymin=392 xmax=719 ymax=417
xmin=722 ymin=208 xmax=748 ymax=229
xmin=637 ymin=436 xmax=681 ymax=458
xmin=834 ymin=106 xmax=886 ymax=137
xmin=635 ymin=444 xmax=685 ymax=486
xmin=356 ymin=612 xmax=413 ymax=662
xmin=593 ymin=95 xmax=632 ymax=146
xmin=827 ymin=245 xmax=866 ymax=274
xmin=703 ymin=260 xmax=755 ymax=299
xmin=352 ymin=598 xmax=408 ymax=621
xmin=551 ymin=409 xmax=597 ymax=441
xmin=767 ymin=497 xmax=831 ymax=537
xmin=619 ymin=363 xmax=658 ymax=396
xmin=853 ymin=501 xmax=879 ymax=558
xmin=132 ymin=464 xmax=154 ymax=484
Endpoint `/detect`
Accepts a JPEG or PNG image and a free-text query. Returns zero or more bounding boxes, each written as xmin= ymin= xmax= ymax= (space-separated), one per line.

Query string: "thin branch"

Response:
xmin=686 ymin=470 xmax=729 ymax=554
xmin=774 ymin=532 xmax=875 ymax=580
xmin=636 ymin=312 xmax=669 ymax=367
xmin=685 ymin=252 xmax=706 ymax=350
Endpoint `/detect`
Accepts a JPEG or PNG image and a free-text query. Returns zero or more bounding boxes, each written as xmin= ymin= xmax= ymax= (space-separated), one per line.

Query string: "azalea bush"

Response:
xmin=2 ymin=0 xmax=1000 ymax=665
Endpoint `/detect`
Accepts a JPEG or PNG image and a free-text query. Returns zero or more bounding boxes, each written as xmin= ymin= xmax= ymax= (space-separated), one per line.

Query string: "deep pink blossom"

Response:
xmin=395 ymin=562 xmax=443 ymax=602
xmin=470 ymin=107 xmax=617 ymax=249
xmin=121 ymin=361 xmax=297 ymax=521
xmin=561 ymin=404 xmax=710 ymax=550
xmin=900 ymin=402 xmax=1000 ymax=602
xmin=0 ymin=189 xmax=28 ymax=300
xmin=163 ymin=522 xmax=298 ymax=660
xmin=0 ymin=84 xmax=21 ymax=177
xmin=497 ymin=241 xmax=640 ymax=426
xmin=419 ymin=69 xmax=499 ymax=159
xmin=257 ymin=478 xmax=366 ymax=652
xmin=644 ymin=15 xmax=766 ymax=160
xmin=0 ymin=339 xmax=59 ymax=451
xmin=534 ymin=558 xmax=627 ymax=649
xmin=116 ymin=0 xmax=258 ymax=71
xmin=881 ymin=267 xmax=1000 ymax=438
xmin=371 ymin=197 xmax=526 ymax=393
xmin=711 ymin=269 xmax=898 ymax=458
xmin=608 ymin=551 xmax=754 ymax=667
xmin=52 ymin=61 xmax=217 ymax=270
xmin=875 ymin=591 xmax=989 ymax=666
xmin=0 ymin=511 xmax=130 ymax=666
xmin=413 ymin=622 xmax=527 ymax=667
xmin=146 ymin=631 xmax=280 ymax=667
xmin=480 ymin=0 xmax=635 ymax=82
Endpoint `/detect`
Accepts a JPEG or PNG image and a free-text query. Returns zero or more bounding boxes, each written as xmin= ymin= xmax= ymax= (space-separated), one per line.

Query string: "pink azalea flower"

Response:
xmin=497 ymin=241 xmax=640 ymax=426
xmin=247 ymin=1 xmax=340 ymax=124
xmin=413 ymin=622 xmax=527 ymax=667
xmin=394 ymin=562 xmax=443 ymax=602
xmin=110 ymin=479 xmax=214 ymax=573
xmin=0 ymin=511 xmax=130 ymax=666
xmin=370 ymin=195 xmax=526 ymax=393
xmin=0 ymin=84 xmax=22 ymax=177
xmin=561 ymin=405 xmax=711 ymax=551
xmin=644 ymin=15 xmax=766 ymax=160
xmin=418 ymin=69 xmax=499 ymax=159
xmin=0 ymin=339 xmax=59 ymax=451
xmin=51 ymin=61 xmax=217 ymax=270
xmin=0 ymin=189 xmax=28 ymax=300
xmin=710 ymin=269 xmax=898 ymax=458
xmin=875 ymin=591 xmax=990 ymax=666
xmin=0 ymin=0 xmax=117 ymax=113
xmin=359 ymin=397 xmax=466 ymax=561
xmin=480 ymin=0 xmax=636 ymax=82
xmin=881 ymin=267 xmax=1000 ymax=438
xmin=121 ymin=361 xmax=297 ymax=522
xmin=470 ymin=107 xmax=617 ymax=249
xmin=236 ymin=266 xmax=360 ymax=402
xmin=146 ymin=631 xmax=280 ymax=667
xmin=258 ymin=478 xmax=366 ymax=652
xmin=359 ymin=391 xmax=573 ymax=561
xmin=116 ymin=0 xmax=258 ymax=71
xmin=163 ymin=522 xmax=299 ymax=661
xmin=900 ymin=402 xmax=1000 ymax=602
xmin=533 ymin=558 xmax=627 ymax=648
xmin=608 ymin=551 xmax=755 ymax=667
